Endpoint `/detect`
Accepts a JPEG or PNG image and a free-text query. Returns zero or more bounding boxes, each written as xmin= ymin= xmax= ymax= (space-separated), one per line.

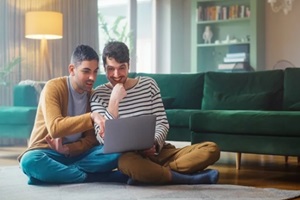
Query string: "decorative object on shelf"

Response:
xmin=268 ymin=0 xmax=294 ymax=15
xmin=246 ymin=6 xmax=251 ymax=17
xmin=202 ymin=25 xmax=213 ymax=44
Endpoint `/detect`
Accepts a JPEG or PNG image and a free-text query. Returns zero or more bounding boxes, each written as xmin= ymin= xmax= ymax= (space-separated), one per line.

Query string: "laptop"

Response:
xmin=103 ymin=115 xmax=156 ymax=154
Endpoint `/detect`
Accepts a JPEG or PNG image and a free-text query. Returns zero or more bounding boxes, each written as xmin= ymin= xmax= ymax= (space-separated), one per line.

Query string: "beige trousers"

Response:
xmin=118 ymin=141 xmax=220 ymax=184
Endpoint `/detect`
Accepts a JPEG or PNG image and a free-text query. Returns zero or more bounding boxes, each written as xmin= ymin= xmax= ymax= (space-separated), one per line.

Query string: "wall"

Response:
xmin=166 ymin=0 xmax=300 ymax=72
xmin=265 ymin=0 xmax=300 ymax=69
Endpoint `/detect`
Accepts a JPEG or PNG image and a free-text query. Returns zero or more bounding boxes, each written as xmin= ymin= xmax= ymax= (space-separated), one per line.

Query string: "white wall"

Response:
xmin=265 ymin=0 xmax=300 ymax=69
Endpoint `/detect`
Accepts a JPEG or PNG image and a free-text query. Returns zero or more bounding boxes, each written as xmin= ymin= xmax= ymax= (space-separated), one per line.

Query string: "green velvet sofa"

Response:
xmin=190 ymin=68 xmax=300 ymax=169
xmin=1 ymin=69 xmax=300 ymax=168
xmin=0 ymin=84 xmax=42 ymax=142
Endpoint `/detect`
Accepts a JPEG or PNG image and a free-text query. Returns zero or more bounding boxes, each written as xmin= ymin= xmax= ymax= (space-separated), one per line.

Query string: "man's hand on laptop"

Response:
xmin=91 ymin=112 xmax=106 ymax=138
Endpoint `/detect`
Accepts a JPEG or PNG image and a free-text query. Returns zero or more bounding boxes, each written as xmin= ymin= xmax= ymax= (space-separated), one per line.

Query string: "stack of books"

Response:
xmin=218 ymin=53 xmax=249 ymax=70
xmin=218 ymin=44 xmax=250 ymax=70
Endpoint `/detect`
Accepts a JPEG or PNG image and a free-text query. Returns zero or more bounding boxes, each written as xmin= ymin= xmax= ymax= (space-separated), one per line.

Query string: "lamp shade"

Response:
xmin=25 ymin=11 xmax=63 ymax=40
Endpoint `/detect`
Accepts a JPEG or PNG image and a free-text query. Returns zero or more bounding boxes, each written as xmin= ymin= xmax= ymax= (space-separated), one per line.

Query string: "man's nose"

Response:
xmin=89 ymin=74 xmax=96 ymax=81
xmin=113 ymin=69 xmax=119 ymax=77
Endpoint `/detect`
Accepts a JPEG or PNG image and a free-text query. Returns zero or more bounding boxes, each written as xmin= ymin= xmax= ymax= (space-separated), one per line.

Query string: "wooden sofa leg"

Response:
xmin=285 ymin=156 xmax=288 ymax=164
xmin=236 ymin=153 xmax=241 ymax=170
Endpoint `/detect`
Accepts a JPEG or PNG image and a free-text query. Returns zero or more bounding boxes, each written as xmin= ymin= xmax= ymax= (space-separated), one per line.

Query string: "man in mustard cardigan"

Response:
xmin=18 ymin=45 xmax=128 ymax=185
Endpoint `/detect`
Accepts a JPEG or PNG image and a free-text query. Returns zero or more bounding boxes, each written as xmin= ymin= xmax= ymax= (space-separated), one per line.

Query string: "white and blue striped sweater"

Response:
xmin=90 ymin=76 xmax=169 ymax=152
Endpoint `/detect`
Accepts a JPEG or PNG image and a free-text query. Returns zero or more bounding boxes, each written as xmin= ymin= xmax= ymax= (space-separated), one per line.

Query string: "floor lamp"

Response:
xmin=25 ymin=11 xmax=63 ymax=80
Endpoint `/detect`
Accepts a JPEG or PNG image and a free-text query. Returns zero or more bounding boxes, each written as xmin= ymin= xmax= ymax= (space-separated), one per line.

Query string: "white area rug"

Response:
xmin=1 ymin=166 xmax=299 ymax=200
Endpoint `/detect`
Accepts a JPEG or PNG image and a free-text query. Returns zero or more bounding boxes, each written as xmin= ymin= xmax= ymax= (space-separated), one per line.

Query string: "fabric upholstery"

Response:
xmin=283 ymin=68 xmax=300 ymax=110
xmin=138 ymin=73 xmax=205 ymax=109
xmin=202 ymin=70 xmax=284 ymax=110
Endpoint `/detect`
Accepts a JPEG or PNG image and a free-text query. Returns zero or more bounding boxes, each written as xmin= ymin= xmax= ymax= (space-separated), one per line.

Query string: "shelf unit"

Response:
xmin=191 ymin=0 xmax=265 ymax=72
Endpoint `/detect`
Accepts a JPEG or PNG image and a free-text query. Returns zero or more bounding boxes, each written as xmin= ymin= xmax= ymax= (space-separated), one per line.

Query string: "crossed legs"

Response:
xmin=118 ymin=142 xmax=220 ymax=184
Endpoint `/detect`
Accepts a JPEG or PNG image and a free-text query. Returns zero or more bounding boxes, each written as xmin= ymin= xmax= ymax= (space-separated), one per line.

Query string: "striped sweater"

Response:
xmin=90 ymin=76 xmax=169 ymax=152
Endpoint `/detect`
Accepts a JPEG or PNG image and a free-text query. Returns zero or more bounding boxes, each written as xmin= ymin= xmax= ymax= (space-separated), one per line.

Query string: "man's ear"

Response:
xmin=69 ymin=64 xmax=75 ymax=75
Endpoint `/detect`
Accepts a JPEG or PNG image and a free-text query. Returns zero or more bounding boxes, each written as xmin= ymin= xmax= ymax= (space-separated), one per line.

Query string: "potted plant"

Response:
xmin=0 ymin=57 xmax=22 ymax=86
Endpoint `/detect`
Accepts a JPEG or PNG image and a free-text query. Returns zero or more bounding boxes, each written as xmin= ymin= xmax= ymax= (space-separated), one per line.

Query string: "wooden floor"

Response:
xmin=1 ymin=144 xmax=300 ymax=193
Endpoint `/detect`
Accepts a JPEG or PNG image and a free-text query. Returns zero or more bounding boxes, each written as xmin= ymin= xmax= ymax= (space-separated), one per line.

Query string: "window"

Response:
xmin=98 ymin=0 xmax=153 ymax=73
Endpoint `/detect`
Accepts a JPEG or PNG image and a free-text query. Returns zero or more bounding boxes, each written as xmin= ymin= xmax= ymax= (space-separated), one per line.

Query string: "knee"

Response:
xmin=20 ymin=151 xmax=39 ymax=174
xmin=118 ymin=152 xmax=133 ymax=168
xmin=118 ymin=152 xmax=139 ymax=173
xmin=205 ymin=142 xmax=220 ymax=152
xmin=207 ymin=142 xmax=221 ymax=161
xmin=198 ymin=142 xmax=221 ymax=161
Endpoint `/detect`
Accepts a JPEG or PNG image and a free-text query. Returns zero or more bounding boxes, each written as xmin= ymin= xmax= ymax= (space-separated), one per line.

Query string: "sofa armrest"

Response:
xmin=13 ymin=81 xmax=45 ymax=106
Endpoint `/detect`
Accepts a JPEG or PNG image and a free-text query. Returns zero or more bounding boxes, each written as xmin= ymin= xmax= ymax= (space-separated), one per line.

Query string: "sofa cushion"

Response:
xmin=138 ymin=73 xmax=205 ymax=109
xmin=288 ymin=102 xmax=300 ymax=111
xmin=206 ymin=92 xmax=273 ymax=110
xmin=190 ymin=110 xmax=300 ymax=137
xmin=202 ymin=70 xmax=284 ymax=110
xmin=166 ymin=109 xmax=201 ymax=128
xmin=283 ymin=68 xmax=300 ymax=110
xmin=0 ymin=106 xmax=37 ymax=124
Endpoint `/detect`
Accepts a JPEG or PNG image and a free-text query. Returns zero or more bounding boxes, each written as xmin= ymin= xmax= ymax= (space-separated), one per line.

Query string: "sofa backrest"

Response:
xmin=283 ymin=68 xmax=300 ymax=110
xmin=95 ymin=72 xmax=205 ymax=109
xmin=13 ymin=82 xmax=45 ymax=107
xmin=137 ymin=73 xmax=205 ymax=109
xmin=202 ymin=70 xmax=284 ymax=110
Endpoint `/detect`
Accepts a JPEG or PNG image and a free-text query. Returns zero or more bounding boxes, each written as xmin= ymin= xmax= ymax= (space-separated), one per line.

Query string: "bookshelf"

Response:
xmin=191 ymin=0 xmax=265 ymax=72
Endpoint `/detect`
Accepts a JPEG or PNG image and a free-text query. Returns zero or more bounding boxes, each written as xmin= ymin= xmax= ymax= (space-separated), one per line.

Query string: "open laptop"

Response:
xmin=103 ymin=115 xmax=156 ymax=154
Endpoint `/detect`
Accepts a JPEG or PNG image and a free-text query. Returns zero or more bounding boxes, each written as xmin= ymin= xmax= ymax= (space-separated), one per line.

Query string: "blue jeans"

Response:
xmin=20 ymin=145 xmax=121 ymax=184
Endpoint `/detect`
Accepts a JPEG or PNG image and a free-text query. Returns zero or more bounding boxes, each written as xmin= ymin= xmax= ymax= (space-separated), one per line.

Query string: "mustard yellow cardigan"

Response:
xmin=18 ymin=76 xmax=98 ymax=161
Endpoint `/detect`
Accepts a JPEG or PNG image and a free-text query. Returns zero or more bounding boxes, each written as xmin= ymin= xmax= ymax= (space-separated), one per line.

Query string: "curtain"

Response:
xmin=0 ymin=0 xmax=99 ymax=106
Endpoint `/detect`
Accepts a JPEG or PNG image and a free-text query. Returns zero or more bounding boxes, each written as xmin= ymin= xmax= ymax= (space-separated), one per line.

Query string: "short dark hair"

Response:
xmin=71 ymin=44 xmax=99 ymax=67
xmin=102 ymin=41 xmax=130 ymax=67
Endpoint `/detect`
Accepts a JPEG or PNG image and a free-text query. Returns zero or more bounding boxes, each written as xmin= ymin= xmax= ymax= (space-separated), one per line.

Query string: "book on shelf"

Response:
xmin=218 ymin=62 xmax=249 ymax=70
xmin=223 ymin=57 xmax=249 ymax=63
xmin=197 ymin=6 xmax=203 ymax=21
xmin=196 ymin=4 xmax=250 ymax=21
xmin=218 ymin=63 xmax=236 ymax=70
xmin=223 ymin=51 xmax=249 ymax=63
xmin=225 ymin=52 xmax=249 ymax=58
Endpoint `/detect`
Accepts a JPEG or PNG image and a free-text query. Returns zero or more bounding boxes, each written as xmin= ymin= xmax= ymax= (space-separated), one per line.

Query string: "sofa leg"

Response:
xmin=285 ymin=156 xmax=288 ymax=164
xmin=236 ymin=153 xmax=241 ymax=170
xmin=298 ymin=156 xmax=300 ymax=164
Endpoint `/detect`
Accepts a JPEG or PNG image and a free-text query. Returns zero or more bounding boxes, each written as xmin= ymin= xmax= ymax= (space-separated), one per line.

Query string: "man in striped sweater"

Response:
xmin=90 ymin=41 xmax=220 ymax=185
